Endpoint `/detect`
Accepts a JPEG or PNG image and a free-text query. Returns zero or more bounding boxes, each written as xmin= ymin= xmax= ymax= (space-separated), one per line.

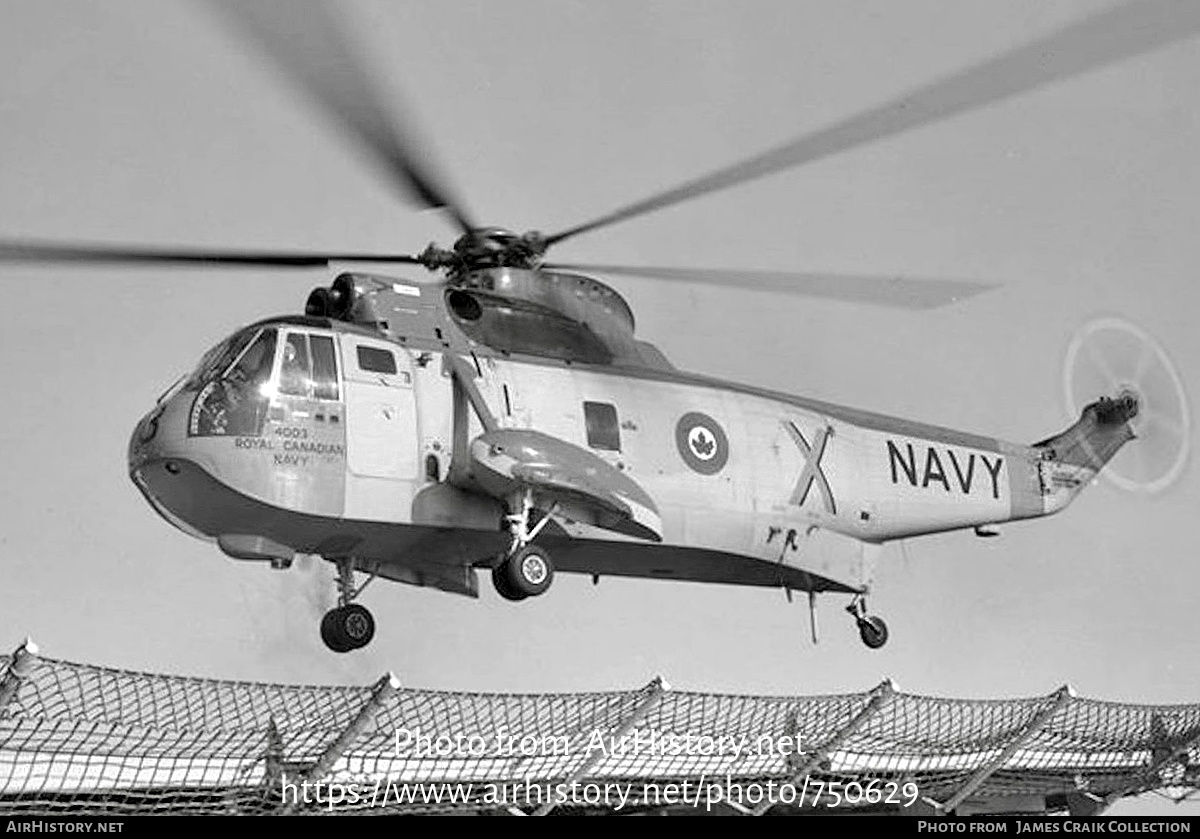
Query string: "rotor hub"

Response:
xmin=1114 ymin=387 xmax=1141 ymax=422
xmin=420 ymin=227 xmax=548 ymax=276
xmin=1096 ymin=388 xmax=1141 ymax=425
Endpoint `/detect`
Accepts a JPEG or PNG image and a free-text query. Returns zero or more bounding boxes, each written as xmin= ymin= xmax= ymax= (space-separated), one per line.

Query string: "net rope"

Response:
xmin=2 ymin=644 xmax=1197 ymax=815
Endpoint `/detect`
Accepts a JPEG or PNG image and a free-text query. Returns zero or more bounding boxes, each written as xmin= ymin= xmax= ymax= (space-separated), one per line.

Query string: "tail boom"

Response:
xmin=1029 ymin=393 xmax=1138 ymax=514
xmin=862 ymin=394 xmax=1137 ymax=542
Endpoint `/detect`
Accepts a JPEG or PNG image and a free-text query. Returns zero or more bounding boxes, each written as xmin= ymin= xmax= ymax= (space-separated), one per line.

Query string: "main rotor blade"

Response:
xmin=544 ymin=263 xmax=996 ymax=309
xmin=206 ymin=0 xmax=475 ymax=234
xmin=0 ymin=240 xmax=423 ymax=268
xmin=547 ymin=0 xmax=1200 ymax=247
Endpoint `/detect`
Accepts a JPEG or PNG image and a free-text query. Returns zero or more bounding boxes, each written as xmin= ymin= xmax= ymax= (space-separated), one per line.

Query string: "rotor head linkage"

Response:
xmin=419 ymin=228 xmax=549 ymax=276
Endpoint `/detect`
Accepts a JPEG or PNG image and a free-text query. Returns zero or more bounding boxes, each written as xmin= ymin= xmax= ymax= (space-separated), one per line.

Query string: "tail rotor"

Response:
xmin=1061 ymin=317 xmax=1191 ymax=494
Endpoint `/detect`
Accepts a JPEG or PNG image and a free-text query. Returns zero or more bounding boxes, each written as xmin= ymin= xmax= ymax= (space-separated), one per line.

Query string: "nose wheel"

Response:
xmin=847 ymin=595 xmax=889 ymax=649
xmin=320 ymin=558 xmax=377 ymax=652
xmin=492 ymin=491 xmax=556 ymax=601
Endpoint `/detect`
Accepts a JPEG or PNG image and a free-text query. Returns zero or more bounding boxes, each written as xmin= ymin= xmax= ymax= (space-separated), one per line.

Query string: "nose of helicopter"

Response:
xmin=129 ymin=392 xmax=184 ymax=487
xmin=128 ymin=394 xmax=185 ymax=471
xmin=127 ymin=407 xmax=162 ymax=474
xmin=128 ymin=371 xmax=197 ymax=469
xmin=127 ymin=389 xmax=211 ymax=540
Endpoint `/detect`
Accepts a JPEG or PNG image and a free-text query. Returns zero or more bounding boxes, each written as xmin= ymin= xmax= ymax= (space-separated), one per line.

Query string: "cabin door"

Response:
xmin=339 ymin=334 xmax=419 ymax=519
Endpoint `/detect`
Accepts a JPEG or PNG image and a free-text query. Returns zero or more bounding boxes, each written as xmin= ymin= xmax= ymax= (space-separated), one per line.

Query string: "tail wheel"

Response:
xmin=320 ymin=604 xmax=376 ymax=653
xmin=858 ymin=616 xmax=889 ymax=649
xmin=504 ymin=545 xmax=554 ymax=598
xmin=1062 ymin=317 xmax=1190 ymax=494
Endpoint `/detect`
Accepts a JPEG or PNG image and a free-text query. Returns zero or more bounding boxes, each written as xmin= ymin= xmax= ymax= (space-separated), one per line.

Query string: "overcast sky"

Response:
xmin=0 ymin=0 xmax=1197 ymax=817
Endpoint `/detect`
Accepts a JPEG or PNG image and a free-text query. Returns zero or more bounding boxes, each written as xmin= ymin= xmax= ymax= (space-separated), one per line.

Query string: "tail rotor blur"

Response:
xmin=1061 ymin=317 xmax=1191 ymax=494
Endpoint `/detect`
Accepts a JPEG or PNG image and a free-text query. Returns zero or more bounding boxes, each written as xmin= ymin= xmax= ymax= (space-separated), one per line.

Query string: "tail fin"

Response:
xmin=1033 ymin=393 xmax=1137 ymax=504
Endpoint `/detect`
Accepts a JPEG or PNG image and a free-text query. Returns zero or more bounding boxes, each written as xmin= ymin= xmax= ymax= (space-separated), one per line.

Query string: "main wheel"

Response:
xmin=503 ymin=545 xmax=554 ymax=597
xmin=320 ymin=604 xmax=376 ymax=653
xmin=858 ymin=615 xmax=889 ymax=649
xmin=320 ymin=608 xmax=349 ymax=652
xmin=492 ymin=563 xmax=528 ymax=601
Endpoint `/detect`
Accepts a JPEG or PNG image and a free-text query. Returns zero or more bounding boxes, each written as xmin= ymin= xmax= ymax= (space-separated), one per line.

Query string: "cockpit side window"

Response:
xmin=277 ymin=331 xmax=340 ymax=400
xmin=311 ymin=335 xmax=339 ymax=400
xmin=279 ymin=332 xmax=312 ymax=397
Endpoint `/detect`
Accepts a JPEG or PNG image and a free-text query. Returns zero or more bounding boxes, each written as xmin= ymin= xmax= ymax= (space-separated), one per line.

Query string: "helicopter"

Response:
xmin=1 ymin=1 xmax=1194 ymax=654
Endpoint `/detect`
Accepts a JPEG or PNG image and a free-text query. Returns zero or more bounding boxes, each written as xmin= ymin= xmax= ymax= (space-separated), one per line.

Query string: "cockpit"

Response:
xmin=186 ymin=321 xmax=342 ymax=439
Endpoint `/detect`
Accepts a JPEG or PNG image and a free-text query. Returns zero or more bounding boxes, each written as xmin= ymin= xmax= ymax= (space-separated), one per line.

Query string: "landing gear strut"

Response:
xmin=492 ymin=490 xmax=556 ymax=601
xmin=846 ymin=594 xmax=889 ymax=649
xmin=320 ymin=558 xmax=377 ymax=653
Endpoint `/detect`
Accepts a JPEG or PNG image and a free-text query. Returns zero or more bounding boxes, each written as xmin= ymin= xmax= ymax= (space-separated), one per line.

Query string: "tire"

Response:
xmin=504 ymin=545 xmax=554 ymax=597
xmin=320 ymin=607 xmax=351 ymax=652
xmin=858 ymin=615 xmax=889 ymax=649
xmin=320 ymin=604 xmax=375 ymax=652
xmin=492 ymin=564 xmax=528 ymax=601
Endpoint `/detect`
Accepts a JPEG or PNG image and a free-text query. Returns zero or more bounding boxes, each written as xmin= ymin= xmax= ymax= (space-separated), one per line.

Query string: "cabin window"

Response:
xmin=357 ymin=345 xmax=397 ymax=375
xmin=278 ymin=331 xmax=340 ymax=401
xmin=584 ymin=401 xmax=621 ymax=452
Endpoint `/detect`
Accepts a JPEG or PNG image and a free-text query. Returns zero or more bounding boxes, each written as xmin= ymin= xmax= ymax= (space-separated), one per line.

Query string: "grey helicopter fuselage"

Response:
xmin=127 ymin=266 xmax=1136 ymax=606
xmin=4 ymin=0 xmax=1184 ymax=654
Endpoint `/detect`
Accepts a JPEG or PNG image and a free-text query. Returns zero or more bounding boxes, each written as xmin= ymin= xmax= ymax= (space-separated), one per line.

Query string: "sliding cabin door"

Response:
xmin=339 ymin=335 xmax=419 ymax=521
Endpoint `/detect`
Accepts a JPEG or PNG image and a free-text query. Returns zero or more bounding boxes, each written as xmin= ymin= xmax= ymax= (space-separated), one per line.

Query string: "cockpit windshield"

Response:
xmin=188 ymin=327 xmax=278 ymax=437
xmin=185 ymin=326 xmax=259 ymax=391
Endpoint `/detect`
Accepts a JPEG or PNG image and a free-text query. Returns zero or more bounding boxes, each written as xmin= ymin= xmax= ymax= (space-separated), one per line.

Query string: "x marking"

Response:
xmin=784 ymin=421 xmax=836 ymax=515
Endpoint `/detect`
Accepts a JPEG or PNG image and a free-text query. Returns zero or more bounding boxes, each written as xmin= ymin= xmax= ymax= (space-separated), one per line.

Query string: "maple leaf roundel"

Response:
xmin=675 ymin=412 xmax=729 ymax=475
